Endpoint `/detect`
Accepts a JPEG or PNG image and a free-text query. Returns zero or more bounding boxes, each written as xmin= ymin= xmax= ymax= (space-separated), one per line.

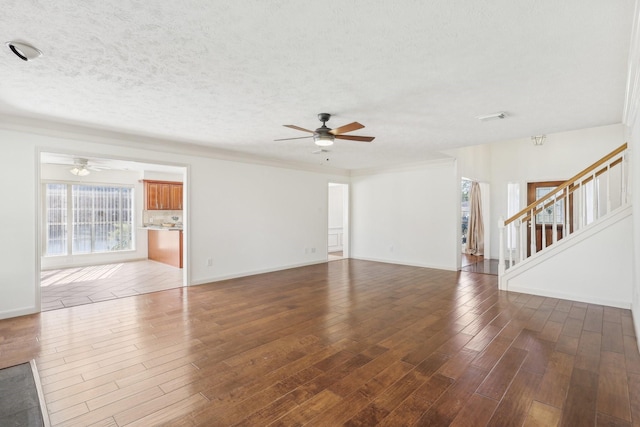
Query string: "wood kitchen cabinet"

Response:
xmin=144 ymin=180 xmax=183 ymax=210
xmin=170 ymin=183 xmax=183 ymax=210
xmin=148 ymin=229 xmax=183 ymax=268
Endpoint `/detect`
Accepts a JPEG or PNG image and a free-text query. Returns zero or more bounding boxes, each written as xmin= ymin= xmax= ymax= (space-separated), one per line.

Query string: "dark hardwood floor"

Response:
xmin=1 ymin=259 xmax=638 ymax=426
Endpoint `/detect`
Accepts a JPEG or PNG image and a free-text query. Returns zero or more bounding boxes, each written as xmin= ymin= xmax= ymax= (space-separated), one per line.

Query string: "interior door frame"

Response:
xmin=37 ymin=148 xmax=190 ymax=312
xmin=327 ymin=182 xmax=349 ymax=259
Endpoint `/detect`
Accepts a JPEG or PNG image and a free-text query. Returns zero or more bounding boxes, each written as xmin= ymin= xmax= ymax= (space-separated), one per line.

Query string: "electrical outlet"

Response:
xmin=206 ymin=258 xmax=213 ymax=266
xmin=311 ymin=247 xmax=316 ymax=253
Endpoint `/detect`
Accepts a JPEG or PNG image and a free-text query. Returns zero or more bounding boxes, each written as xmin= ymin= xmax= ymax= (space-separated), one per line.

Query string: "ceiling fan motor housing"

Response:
xmin=317 ymin=113 xmax=331 ymax=123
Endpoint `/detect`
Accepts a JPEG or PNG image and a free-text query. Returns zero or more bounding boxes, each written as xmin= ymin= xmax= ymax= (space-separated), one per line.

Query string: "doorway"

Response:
xmin=328 ymin=183 xmax=348 ymax=261
xmin=526 ymin=181 xmax=573 ymax=256
xmin=459 ymin=178 xmax=494 ymax=274
xmin=39 ymin=152 xmax=188 ymax=311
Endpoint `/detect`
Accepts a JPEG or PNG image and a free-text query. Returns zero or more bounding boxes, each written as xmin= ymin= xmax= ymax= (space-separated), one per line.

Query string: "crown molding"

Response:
xmin=0 ymin=113 xmax=349 ymax=177
xmin=349 ymin=156 xmax=455 ymax=177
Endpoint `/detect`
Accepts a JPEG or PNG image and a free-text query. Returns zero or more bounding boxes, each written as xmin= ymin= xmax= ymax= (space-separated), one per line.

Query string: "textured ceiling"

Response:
xmin=0 ymin=1 xmax=635 ymax=170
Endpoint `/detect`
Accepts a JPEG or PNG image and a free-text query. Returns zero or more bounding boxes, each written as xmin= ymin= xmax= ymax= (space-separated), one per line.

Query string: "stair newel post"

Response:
xmin=498 ymin=217 xmax=506 ymax=276
xmin=514 ymin=219 xmax=521 ymax=264
xmin=507 ymin=222 xmax=514 ymax=267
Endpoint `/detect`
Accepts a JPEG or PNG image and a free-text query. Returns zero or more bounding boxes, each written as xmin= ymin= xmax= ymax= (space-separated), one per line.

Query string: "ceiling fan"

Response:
xmin=275 ymin=113 xmax=375 ymax=147
xmin=69 ymin=158 xmax=108 ymax=176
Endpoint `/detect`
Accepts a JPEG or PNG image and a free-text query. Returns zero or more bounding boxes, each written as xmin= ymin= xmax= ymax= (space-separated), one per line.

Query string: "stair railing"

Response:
xmin=498 ymin=143 xmax=629 ymax=276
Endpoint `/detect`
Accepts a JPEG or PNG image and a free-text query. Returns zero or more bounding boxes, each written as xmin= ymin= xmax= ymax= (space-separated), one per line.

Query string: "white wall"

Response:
xmin=631 ymin=125 xmax=640 ymax=338
xmin=489 ymin=124 xmax=626 ymax=259
xmin=350 ymin=159 xmax=458 ymax=270
xmin=0 ymin=127 xmax=345 ymax=319
xmin=502 ymin=207 xmax=633 ymax=309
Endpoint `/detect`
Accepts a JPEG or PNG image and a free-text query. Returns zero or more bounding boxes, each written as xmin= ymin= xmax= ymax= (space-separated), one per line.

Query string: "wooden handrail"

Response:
xmin=504 ymin=143 xmax=627 ymax=226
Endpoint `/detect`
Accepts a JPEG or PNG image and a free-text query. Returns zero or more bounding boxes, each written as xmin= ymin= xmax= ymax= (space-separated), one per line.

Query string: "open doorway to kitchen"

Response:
xmin=39 ymin=152 xmax=187 ymax=311
xmin=328 ymin=183 xmax=349 ymax=261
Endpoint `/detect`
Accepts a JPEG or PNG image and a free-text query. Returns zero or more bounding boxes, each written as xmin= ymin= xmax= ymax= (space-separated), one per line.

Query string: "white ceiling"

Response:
xmin=1 ymin=1 xmax=635 ymax=171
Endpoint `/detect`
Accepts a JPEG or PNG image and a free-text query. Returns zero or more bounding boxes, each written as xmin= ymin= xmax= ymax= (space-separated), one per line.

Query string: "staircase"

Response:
xmin=497 ymin=143 xmax=634 ymax=308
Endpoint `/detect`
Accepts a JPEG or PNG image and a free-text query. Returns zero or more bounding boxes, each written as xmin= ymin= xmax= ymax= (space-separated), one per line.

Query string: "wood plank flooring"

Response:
xmin=1 ymin=259 xmax=639 ymax=426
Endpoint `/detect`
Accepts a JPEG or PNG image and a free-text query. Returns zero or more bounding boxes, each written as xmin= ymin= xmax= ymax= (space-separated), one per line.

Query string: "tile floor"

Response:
xmin=459 ymin=253 xmax=499 ymax=275
xmin=40 ymin=260 xmax=183 ymax=311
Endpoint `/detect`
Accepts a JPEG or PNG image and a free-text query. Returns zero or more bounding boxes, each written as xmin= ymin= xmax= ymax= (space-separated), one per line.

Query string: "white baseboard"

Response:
xmin=349 ymin=255 xmax=457 ymax=272
xmin=0 ymin=306 xmax=38 ymax=320
xmin=505 ymin=284 xmax=631 ymax=310
xmin=189 ymin=259 xmax=328 ymax=286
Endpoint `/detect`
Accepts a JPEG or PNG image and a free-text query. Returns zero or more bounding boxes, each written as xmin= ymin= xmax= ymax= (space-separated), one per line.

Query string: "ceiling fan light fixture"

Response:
xmin=314 ymin=134 xmax=335 ymax=147
xmin=70 ymin=166 xmax=90 ymax=176
xmin=70 ymin=158 xmax=91 ymax=176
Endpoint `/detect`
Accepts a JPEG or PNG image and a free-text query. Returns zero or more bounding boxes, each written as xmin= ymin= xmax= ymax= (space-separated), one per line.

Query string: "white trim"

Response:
xmin=2 ymin=114 xmax=349 ymax=176
xmin=189 ymin=260 xmax=328 ymax=286
xmin=34 ymin=148 xmax=42 ymax=313
xmin=29 ymin=360 xmax=51 ymax=427
xmin=0 ymin=306 xmax=38 ymax=320
xmin=349 ymin=157 xmax=455 ymax=177
xmin=503 ymin=285 xmax=632 ymax=310
xmin=349 ymin=256 xmax=458 ymax=272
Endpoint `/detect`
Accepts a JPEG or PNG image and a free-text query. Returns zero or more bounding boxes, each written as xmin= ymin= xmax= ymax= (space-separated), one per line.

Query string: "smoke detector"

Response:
xmin=6 ymin=41 xmax=43 ymax=61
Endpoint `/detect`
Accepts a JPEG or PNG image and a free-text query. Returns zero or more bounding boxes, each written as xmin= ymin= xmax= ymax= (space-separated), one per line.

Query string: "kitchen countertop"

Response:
xmin=141 ymin=225 xmax=183 ymax=231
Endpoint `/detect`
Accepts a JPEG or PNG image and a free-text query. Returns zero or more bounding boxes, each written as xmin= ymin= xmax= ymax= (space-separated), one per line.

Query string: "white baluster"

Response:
xmin=552 ymin=196 xmax=557 ymax=244
xmin=578 ymin=182 xmax=584 ymax=229
xmin=519 ymin=218 xmax=525 ymax=262
xmin=530 ymin=208 xmax=536 ymax=256
xmin=592 ymin=172 xmax=597 ymax=221
xmin=498 ymin=217 xmax=505 ymax=276
xmin=514 ymin=219 xmax=521 ymax=263
xmin=541 ymin=204 xmax=546 ymax=250
xmin=606 ymin=164 xmax=611 ymax=214
xmin=564 ymin=188 xmax=569 ymax=238
xmin=621 ymin=151 xmax=627 ymax=205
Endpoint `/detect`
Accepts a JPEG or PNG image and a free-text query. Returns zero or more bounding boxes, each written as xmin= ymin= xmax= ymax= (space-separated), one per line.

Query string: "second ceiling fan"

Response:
xmin=275 ymin=113 xmax=375 ymax=147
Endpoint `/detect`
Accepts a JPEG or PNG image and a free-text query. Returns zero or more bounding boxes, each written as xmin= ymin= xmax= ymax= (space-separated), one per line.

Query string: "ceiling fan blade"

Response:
xmin=335 ymin=135 xmax=375 ymax=142
xmin=283 ymin=125 xmax=314 ymax=133
xmin=274 ymin=136 xmax=314 ymax=141
xmin=329 ymin=122 xmax=364 ymax=135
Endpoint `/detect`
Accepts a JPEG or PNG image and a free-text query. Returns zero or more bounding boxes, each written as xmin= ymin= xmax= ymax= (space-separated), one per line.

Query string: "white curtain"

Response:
xmin=466 ymin=182 xmax=484 ymax=255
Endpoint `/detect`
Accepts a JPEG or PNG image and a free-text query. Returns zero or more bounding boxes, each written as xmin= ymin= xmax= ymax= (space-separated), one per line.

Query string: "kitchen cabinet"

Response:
xmin=144 ymin=180 xmax=183 ymax=210
xmin=170 ymin=183 xmax=183 ymax=210
xmin=148 ymin=229 xmax=183 ymax=268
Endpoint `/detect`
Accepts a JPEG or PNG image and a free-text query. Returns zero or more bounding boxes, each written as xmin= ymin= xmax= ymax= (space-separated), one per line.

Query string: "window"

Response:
xmin=45 ymin=183 xmax=134 ymax=256
xmin=461 ymin=179 xmax=471 ymax=245
xmin=507 ymin=182 xmax=520 ymax=250
xmin=535 ymin=186 xmax=564 ymax=225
